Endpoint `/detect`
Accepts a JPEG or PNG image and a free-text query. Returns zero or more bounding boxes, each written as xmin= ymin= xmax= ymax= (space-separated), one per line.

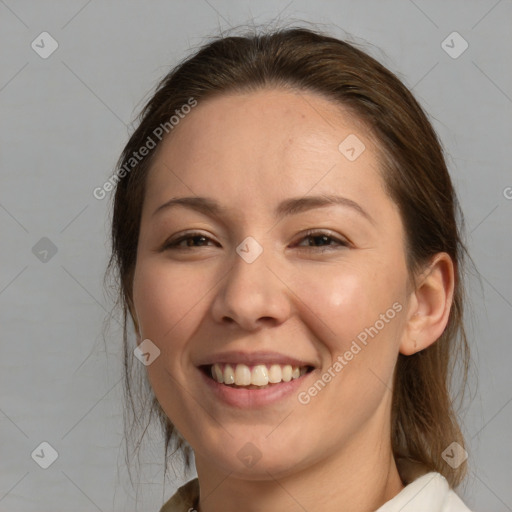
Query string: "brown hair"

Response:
xmin=108 ymin=26 xmax=470 ymax=488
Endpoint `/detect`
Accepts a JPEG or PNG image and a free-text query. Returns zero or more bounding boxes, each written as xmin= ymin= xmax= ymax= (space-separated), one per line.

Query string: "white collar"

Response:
xmin=375 ymin=472 xmax=471 ymax=512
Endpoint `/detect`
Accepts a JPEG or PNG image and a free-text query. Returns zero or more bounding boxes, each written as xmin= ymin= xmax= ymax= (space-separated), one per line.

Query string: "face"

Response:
xmin=132 ymin=88 xmax=411 ymax=480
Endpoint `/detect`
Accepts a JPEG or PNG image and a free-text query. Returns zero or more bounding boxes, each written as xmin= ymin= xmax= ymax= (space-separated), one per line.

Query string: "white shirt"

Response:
xmin=376 ymin=472 xmax=472 ymax=511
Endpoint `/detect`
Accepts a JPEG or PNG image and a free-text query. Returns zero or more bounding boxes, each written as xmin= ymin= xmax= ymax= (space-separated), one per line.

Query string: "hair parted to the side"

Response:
xmin=107 ymin=25 xmax=471 ymax=488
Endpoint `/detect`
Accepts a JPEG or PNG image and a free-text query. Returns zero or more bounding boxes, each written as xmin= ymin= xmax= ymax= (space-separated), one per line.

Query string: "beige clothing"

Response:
xmin=160 ymin=478 xmax=199 ymax=512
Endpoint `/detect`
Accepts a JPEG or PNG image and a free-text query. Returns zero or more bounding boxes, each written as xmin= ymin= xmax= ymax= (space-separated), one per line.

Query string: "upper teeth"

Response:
xmin=211 ymin=363 xmax=308 ymax=386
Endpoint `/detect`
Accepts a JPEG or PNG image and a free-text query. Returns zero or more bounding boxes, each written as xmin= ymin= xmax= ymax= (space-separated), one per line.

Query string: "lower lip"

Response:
xmin=199 ymin=368 xmax=313 ymax=408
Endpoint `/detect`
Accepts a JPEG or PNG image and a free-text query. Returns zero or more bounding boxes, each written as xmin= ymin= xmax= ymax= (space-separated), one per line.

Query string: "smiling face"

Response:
xmin=131 ymin=88 xmax=413 ymax=480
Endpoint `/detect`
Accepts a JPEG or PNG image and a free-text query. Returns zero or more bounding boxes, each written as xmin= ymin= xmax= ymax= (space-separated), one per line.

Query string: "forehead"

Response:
xmin=143 ymin=88 xmax=388 ymax=217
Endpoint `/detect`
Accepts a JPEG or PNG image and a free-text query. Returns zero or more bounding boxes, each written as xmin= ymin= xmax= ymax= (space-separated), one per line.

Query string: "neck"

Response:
xmin=195 ymin=432 xmax=404 ymax=512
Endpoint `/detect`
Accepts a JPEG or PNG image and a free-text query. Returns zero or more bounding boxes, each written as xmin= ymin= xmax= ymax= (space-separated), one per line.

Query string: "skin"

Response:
xmin=131 ymin=88 xmax=454 ymax=512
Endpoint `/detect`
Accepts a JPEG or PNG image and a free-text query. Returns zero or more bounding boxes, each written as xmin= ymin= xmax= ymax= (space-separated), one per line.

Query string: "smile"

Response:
xmin=205 ymin=363 xmax=313 ymax=389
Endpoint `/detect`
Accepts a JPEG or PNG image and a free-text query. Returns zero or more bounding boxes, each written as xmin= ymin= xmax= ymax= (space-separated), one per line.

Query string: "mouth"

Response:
xmin=200 ymin=363 xmax=315 ymax=390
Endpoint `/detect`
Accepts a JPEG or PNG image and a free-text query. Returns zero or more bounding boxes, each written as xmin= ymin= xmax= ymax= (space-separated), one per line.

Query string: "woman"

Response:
xmin=109 ymin=27 xmax=472 ymax=511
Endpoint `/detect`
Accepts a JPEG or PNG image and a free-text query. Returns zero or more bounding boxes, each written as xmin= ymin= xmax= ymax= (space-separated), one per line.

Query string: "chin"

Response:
xmin=195 ymin=437 xmax=311 ymax=480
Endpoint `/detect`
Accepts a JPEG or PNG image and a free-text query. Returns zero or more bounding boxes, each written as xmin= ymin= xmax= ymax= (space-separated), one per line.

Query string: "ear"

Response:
xmin=399 ymin=252 xmax=455 ymax=356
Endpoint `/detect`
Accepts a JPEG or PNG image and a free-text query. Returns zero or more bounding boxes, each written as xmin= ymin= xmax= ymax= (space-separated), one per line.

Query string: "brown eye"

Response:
xmin=163 ymin=232 xmax=217 ymax=250
xmin=295 ymin=230 xmax=349 ymax=251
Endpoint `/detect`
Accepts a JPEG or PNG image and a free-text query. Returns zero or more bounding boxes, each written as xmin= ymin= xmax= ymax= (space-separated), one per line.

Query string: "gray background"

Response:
xmin=1 ymin=0 xmax=511 ymax=510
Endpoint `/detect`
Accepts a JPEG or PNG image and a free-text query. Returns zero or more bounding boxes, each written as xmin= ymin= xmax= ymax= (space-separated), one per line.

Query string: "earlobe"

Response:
xmin=399 ymin=253 xmax=455 ymax=356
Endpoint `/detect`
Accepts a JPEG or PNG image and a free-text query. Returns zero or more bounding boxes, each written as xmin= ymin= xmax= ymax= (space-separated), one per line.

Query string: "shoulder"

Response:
xmin=376 ymin=472 xmax=472 ymax=512
xmin=159 ymin=478 xmax=199 ymax=512
xmin=443 ymin=487 xmax=473 ymax=512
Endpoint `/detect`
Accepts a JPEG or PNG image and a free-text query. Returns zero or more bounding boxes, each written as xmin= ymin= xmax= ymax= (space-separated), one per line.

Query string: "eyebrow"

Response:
xmin=152 ymin=194 xmax=375 ymax=224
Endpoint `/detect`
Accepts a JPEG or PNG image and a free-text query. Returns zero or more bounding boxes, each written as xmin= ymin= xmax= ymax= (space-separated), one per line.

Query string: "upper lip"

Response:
xmin=196 ymin=351 xmax=317 ymax=368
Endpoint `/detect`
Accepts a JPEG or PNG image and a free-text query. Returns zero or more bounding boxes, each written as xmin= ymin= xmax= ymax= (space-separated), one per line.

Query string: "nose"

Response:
xmin=210 ymin=240 xmax=292 ymax=331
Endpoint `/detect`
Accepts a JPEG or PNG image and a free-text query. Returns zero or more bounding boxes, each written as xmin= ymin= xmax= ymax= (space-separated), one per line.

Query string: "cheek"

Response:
xmin=293 ymin=265 xmax=405 ymax=423
xmin=296 ymin=264 xmax=401 ymax=342
xmin=131 ymin=260 xmax=215 ymax=436
xmin=132 ymin=260 xmax=210 ymax=354
xmin=292 ymin=261 xmax=405 ymax=390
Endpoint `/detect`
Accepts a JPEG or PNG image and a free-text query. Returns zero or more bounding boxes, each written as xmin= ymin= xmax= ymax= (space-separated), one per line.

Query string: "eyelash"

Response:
xmin=162 ymin=230 xmax=349 ymax=252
